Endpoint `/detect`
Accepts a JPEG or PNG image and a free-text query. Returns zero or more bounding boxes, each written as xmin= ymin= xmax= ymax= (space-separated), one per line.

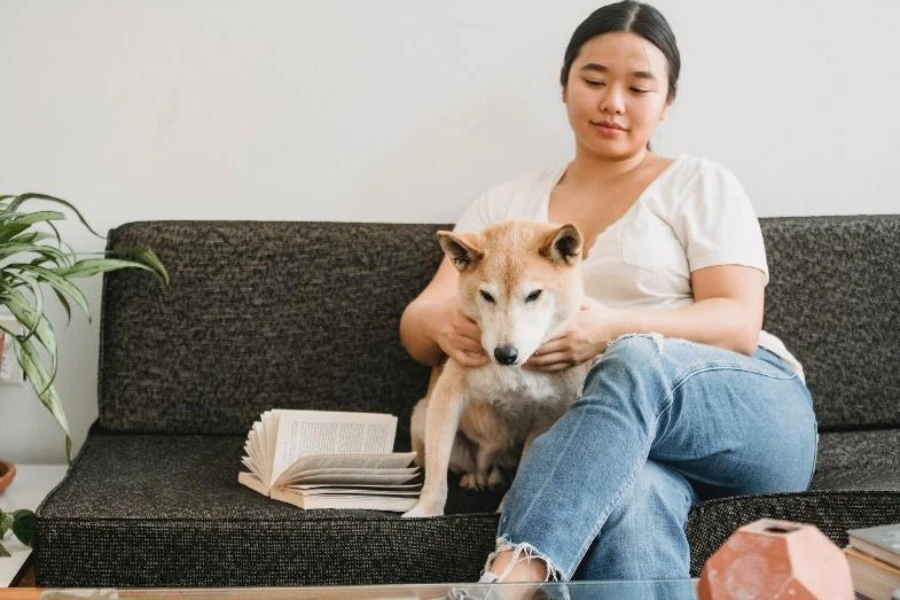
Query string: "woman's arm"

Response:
xmin=399 ymin=257 xmax=457 ymax=365
xmin=399 ymin=256 xmax=490 ymax=367
xmin=528 ymin=264 xmax=765 ymax=371
xmin=614 ymin=264 xmax=765 ymax=354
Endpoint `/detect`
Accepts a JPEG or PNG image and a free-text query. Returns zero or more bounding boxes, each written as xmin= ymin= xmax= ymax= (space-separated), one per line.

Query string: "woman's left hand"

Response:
xmin=526 ymin=298 xmax=619 ymax=372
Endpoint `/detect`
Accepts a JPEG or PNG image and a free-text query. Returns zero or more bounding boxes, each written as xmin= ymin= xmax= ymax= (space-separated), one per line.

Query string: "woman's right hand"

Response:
xmin=431 ymin=297 xmax=490 ymax=368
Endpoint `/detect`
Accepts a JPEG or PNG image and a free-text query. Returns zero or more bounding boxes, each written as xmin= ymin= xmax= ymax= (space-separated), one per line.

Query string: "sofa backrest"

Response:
xmin=98 ymin=216 xmax=900 ymax=438
xmin=98 ymin=221 xmax=443 ymax=445
xmin=758 ymin=214 xmax=900 ymax=431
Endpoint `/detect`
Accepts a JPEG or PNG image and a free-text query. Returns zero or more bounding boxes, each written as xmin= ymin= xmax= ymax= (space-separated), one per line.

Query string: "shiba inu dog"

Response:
xmin=402 ymin=220 xmax=593 ymax=519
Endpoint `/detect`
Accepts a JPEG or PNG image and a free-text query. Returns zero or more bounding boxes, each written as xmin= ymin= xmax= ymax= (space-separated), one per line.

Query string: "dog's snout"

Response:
xmin=494 ymin=345 xmax=519 ymax=366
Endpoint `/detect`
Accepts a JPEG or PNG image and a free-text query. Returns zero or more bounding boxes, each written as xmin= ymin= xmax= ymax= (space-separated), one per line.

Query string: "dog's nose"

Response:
xmin=493 ymin=345 xmax=519 ymax=366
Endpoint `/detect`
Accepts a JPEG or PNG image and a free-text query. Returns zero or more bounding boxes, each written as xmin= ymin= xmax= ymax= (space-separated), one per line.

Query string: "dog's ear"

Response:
xmin=437 ymin=231 xmax=484 ymax=272
xmin=540 ymin=224 xmax=582 ymax=265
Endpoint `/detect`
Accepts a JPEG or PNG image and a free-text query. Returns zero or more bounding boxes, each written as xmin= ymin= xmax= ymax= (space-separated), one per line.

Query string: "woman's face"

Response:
xmin=563 ymin=31 xmax=672 ymax=160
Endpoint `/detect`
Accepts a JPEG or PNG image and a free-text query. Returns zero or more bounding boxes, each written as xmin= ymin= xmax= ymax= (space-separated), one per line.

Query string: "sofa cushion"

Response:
xmin=37 ymin=429 xmax=900 ymax=586
xmin=761 ymin=215 xmax=900 ymax=430
xmin=98 ymin=221 xmax=448 ymax=443
xmin=686 ymin=490 xmax=900 ymax=576
xmin=809 ymin=428 xmax=900 ymax=491
xmin=35 ymin=432 xmax=500 ymax=587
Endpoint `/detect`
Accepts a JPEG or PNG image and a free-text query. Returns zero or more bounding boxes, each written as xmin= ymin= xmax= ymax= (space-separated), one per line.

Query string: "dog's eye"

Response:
xmin=479 ymin=290 xmax=495 ymax=304
xmin=525 ymin=290 xmax=543 ymax=303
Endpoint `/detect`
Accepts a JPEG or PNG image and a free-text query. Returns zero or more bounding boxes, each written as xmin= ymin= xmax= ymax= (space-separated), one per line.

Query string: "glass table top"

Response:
xmin=31 ymin=579 xmax=698 ymax=600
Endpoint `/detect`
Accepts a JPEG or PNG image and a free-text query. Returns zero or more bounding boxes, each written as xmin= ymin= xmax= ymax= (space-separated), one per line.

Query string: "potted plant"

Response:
xmin=0 ymin=192 xmax=169 ymax=557
xmin=0 ymin=505 xmax=33 ymax=558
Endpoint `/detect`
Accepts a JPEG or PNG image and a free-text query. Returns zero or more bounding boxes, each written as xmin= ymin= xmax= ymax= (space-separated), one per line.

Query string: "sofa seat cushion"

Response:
xmin=35 ymin=433 xmax=501 ymax=587
xmin=809 ymin=428 xmax=900 ymax=491
xmin=37 ymin=430 xmax=900 ymax=586
xmin=686 ymin=490 xmax=900 ymax=575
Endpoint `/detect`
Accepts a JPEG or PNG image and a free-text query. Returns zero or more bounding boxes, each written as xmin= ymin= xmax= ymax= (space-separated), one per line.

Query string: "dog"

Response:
xmin=402 ymin=220 xmax=593 ymax=519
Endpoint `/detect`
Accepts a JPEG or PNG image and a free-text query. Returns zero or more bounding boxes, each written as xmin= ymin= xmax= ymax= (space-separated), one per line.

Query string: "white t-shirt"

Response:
xmin=454 ymin=154 xmax=805 ymax=380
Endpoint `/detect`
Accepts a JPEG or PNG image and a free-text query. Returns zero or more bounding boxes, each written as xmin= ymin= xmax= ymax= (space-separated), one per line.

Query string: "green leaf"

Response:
xmin=0 ymin=542 xmax=9 ymax=558
xmin=17 ymin=263 xmax=91 ymax=320
xmin=15 ymin=335 xmax=70 ymax=441
xmin=8 ymin=193 xmax=103 ymax=238
xmin=57 ymin=255 xmax=169 ymax=286
xmin=0 ymin=275 xmax=46 ymax=345
xmin=3 ymin=210 xmax=67 ymax=230
xmin=118 ymin=247 xmax=170 ymax=286
xmin=0 ymin=243 xmax=64 ymax=261
xmin=3 ymin=293 xmax=59 ymax=378
xmin=12 ymin=510 xmax=36 ymax=547
xmin=5 ymin=231 xmax=55 ymax=246
xmin=0 ymin=243 xmax=68 ymax=264
xmin=52 ymin=286 xmax=73 ymax=327
xmin=0 ymin=223 xmax=32 ymax=244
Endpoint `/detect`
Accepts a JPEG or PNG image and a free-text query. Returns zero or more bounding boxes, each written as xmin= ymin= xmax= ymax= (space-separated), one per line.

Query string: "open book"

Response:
xmin=238 ymin=409 xmax=421 ymax=512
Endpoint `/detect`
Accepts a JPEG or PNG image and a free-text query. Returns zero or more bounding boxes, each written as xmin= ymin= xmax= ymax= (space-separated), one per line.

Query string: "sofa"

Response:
xmin=34 ymin=216 xmax=900 ymax=587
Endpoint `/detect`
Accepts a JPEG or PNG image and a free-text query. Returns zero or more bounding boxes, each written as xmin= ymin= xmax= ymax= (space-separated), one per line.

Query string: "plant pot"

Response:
xmin=0 ymin=460 xmax=16 ymax=494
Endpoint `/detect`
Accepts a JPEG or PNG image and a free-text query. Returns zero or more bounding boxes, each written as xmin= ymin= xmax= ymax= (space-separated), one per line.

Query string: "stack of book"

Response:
xmin=238 ymin=409 xmax=422 ymax=512
xmin=844 ymin=522 xmax=900 ymax=600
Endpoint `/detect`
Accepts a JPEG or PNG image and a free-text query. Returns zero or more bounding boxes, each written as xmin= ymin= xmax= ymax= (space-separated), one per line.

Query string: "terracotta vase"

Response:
xmin=0 ymin=460 xmax=15 ymax=494
xmin=698 ymin=518 xmax=854 ymax=599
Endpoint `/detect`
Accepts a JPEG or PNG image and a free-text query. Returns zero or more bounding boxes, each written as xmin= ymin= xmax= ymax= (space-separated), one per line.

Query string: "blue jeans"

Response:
xmin=485 ymin=334 xmax=818 ymax=582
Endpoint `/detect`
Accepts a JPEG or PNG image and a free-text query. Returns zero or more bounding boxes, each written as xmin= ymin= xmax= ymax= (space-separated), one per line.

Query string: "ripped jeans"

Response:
xmin=483 ymin=334 xmax=818 ymax=582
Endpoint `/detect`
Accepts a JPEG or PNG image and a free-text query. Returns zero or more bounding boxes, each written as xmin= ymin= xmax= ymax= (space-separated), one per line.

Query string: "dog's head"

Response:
xmin=437 ymin=220 xmax=584 ymax=367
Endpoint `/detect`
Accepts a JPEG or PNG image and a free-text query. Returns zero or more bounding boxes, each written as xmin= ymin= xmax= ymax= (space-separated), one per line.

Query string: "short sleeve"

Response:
xmin=672 ymin=161 xmax=769 ymax=285
xmin=452 ymin=190 xmax=492 ymax=233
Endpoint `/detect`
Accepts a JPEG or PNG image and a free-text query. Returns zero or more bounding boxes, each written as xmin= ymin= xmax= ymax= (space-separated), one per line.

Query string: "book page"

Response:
xmin=237 ymin=471 xmax=270 ymax=497
xmin=242 ymin=418 xmax=268 ymax=485
xmin=289 ymin=488 xmax=421 ymax=497
xmin=288 ymin=482 xmax=422 ymax=490
xmin=270 ymin=411 xmax=399 ymax=484
xmin=271 ymin=489 xmax=418 ymax=512
xmin=283 ymin=470 xmax=420 ymax=486
xmin=286 ymin=466 xmax=417 ymax=478
xmin=275 ymin=452 xmax=416 ymax=486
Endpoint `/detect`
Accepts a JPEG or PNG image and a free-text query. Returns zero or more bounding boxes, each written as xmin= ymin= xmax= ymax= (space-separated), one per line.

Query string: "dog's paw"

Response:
xmin=402 ymin=502 xmax=444 ymax=519
xmin=487 ymin=467 xmax=505 ymax=490
xmin=460 ymin=472 xmax=489 ymax=491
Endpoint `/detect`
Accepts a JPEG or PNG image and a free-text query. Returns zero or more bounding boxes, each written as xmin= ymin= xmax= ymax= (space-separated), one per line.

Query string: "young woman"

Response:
xmin=399 ymin=0 xmax=817 ymax=583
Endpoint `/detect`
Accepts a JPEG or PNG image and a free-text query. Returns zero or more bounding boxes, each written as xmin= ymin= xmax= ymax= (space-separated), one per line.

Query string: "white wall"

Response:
xmin=1 ymin=0 xmax=898 ymax=464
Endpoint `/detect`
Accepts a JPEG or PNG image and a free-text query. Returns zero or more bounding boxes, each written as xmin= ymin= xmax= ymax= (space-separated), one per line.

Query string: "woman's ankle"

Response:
xmin=487 ymin=550 xmax=548 ymax=583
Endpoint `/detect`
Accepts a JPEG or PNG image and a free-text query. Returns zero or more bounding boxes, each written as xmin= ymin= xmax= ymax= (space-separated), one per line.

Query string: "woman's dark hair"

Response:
xmin=560 ymin=1 xmax=681 ymax=101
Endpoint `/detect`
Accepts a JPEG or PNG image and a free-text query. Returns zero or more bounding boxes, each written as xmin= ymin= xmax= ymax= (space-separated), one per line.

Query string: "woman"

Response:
xmin=399 ymin=0 xmax=817 ymax=584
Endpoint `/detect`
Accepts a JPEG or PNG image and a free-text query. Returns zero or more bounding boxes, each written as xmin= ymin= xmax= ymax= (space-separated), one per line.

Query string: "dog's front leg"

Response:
xmin=402 ymin=364 xmax=467 ymax=518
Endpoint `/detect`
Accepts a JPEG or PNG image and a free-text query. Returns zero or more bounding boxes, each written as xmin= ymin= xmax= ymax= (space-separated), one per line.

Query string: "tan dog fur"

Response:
xmin=403 ymin=220 xmax=592 ymax=518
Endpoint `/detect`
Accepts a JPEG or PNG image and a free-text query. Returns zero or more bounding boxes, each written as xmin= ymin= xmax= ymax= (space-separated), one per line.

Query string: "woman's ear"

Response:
xmin=660 ymin=99 xmax=673 ymax=121
xmin=562 ymin=85 xmax=568 ymax=104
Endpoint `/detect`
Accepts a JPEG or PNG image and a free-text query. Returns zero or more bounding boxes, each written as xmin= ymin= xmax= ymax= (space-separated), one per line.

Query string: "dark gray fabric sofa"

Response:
xmin=35 ymin=216 xmax=900 ymax=587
